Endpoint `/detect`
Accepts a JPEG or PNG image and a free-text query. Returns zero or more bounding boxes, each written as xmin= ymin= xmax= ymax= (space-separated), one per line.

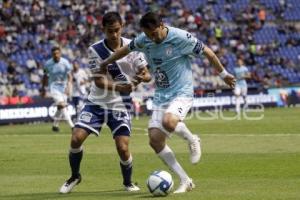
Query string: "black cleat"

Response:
xmin=52 ymin=126 xmax=60 ymax=132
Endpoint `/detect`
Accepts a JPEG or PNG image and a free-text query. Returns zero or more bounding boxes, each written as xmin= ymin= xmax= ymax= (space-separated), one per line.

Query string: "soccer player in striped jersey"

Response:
xmin=59 ymin=12 xmax=151 ymax=194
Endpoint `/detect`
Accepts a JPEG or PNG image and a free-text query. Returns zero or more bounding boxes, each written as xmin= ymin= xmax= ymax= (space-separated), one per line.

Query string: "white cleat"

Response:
xmin=59 ymin=175 xmax=81 ymax=194
xmin=124 ymin=183 xmax=140 ymax=192
xmin=189 ymin=135 xmax=201 ymax=164
xmin=173 ymin=179 xmax=195 ymax=194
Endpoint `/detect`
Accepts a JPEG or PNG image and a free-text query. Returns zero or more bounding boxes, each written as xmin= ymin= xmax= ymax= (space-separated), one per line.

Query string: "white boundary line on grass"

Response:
xmin=131 ymin=127 xmax=300 ymax=136
xmin=198 ymin=133 xmax=300 ymax=136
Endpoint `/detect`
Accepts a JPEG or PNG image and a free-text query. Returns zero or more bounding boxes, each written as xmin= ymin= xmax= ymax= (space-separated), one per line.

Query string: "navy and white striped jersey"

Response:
xmin=87 ymin=37 xmax=147 ymax=111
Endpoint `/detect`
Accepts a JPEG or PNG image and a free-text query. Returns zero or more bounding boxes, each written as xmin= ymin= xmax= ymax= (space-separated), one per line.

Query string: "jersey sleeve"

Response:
xmin=87 ymin=46 xmax=103 ymax=74
xmin=179 ymin=31 xmax=205 ymax=57
xmin=81 ymin=69 xmax=89 ymax=81
xmin=128 ymin=33 xmax=145 ymax=52
xmin=65 ymin=59 xmax=73 ymax=73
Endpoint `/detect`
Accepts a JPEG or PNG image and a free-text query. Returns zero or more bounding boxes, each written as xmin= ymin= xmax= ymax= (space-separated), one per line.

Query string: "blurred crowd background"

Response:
xmin=1 ymin=0 xmax=300 ymax=104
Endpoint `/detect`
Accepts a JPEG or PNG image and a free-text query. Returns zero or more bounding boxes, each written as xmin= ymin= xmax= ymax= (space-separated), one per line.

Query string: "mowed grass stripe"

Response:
xmin=0 ymin=108 xmax=299 ymax=200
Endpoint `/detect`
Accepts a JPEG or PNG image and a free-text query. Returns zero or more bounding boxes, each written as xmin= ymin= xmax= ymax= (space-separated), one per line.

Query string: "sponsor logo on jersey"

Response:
xmin=154 ymin=67 xmax=170 ymax=88
xmin=178 ymin=107 xmax=183 ymax=114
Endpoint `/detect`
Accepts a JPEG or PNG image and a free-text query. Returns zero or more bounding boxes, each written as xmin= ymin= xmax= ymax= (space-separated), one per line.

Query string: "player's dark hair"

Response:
xmin=51 ymin=46 xmax=60 ymax=53
xmin=140 ymin=12 xmax=162 ymax=29
xmin=102 ymin=12 xmax=122 ymax=27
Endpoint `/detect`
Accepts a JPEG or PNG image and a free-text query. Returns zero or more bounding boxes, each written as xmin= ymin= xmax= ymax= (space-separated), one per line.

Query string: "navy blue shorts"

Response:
xmin=75 ymin=103 xmax=131 ymax=138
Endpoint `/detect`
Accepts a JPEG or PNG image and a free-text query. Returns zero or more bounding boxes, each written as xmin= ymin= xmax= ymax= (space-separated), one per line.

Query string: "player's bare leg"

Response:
xmin=162 ymin=113 xmax=201 ymax=164
xmin=115 ymin=134 xmax=140 ymax=191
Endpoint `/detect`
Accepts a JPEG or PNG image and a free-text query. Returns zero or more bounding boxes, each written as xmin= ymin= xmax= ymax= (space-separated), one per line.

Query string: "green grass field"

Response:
xmin=0 ymin=107 xmax=300 ymax=200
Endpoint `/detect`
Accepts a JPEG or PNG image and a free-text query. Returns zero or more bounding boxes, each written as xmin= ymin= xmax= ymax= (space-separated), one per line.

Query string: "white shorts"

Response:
xmin=50 ymin=84 xmax=67 ymax=105
xmin=148 ymin=97 xmax=193 ymax=132
xmin=234 ymin=86 xmax=247 ymax=96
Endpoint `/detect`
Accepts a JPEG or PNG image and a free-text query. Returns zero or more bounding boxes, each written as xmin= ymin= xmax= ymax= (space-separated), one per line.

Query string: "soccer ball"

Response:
xmin=146 ymin=170 xmax=174 ymax=196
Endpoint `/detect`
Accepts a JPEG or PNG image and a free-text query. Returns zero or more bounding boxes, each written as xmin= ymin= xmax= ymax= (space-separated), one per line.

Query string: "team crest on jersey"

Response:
xmin=166 ymin=47 xmax=173 ymax=56
xmin=79 ymin=111 xmax=92 ymax=123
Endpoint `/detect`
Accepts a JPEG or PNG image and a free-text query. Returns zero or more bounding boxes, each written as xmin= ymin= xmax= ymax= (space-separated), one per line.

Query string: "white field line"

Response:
xmin=131 ymin=127 xmax=300 ymax=136
xmin=196 ymin=133 xmax=300 ymax=137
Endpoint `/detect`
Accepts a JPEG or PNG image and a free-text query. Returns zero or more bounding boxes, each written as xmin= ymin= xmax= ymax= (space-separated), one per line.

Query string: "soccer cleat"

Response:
xmin=189 ymin=135 xmax=201 ymax=164
xmin=124 ymin=183 xmax=140 ymax=192
xmin=59 ymin=175 xmax=81 ymax=194
xmin=173 ymin=179 xmax=195 ymax=194
xmin=52 ymin=126 xmax=60 ymax=132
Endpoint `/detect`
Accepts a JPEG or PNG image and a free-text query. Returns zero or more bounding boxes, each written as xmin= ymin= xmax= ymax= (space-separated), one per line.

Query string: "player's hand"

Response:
xmin=224 ymin=74 xmax=236 ymax=89
xmin=100 ymin=60 xmax=109 ymax=71
xmin=117 ymin=83 xmax=136 ymax=93
xmin=132 ymin=75 xmax=143 ymax=86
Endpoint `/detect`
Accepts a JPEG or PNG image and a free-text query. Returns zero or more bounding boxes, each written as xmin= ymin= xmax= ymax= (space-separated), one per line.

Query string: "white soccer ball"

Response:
xmin=146 ymin=170 xmax=174 ymax=196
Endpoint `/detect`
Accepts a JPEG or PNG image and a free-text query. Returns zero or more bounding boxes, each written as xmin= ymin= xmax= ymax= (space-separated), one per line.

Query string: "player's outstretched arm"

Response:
xmin=100 ymin=45 xmax=131 ymax=69
xmin=203 ymin=45 xmax=236 ymax=88
xmin=94 ymin=76 xmax=135 ymax=93
xmin=94 ymin=68 xmax=135 ymax=93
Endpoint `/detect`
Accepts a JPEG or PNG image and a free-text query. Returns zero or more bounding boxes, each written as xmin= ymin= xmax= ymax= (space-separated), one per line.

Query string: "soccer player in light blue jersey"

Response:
xmin=42 ymin=46 xmax=74 ymax=132
xmin=234 ymin=58 xmax=251 ymax=114
xmin=100 ymin=12 xmax=236 ymax=193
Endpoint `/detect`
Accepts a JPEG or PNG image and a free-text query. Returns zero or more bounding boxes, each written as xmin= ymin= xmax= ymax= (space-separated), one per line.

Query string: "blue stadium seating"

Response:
xmin=1 ymin=0 xmax=300 ymax=96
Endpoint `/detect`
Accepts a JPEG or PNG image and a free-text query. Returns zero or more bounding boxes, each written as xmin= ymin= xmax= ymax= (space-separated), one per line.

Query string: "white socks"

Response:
xmin=174 ymin=122 xmax=195 ymax=143
xmin=53 ymin=109 xmax=63 ymax=127
xmin=120 ymin=154 xmax=133 ymax=167
xmin=235 ymin=96 xmax=241 ymax=113
xmin=158 ymin=145 xmax=189 ymax=182
xmin=53 ymin=107 xmax=74 ymax=128
xmin=62 ymin=107 xmax=74 ymax=128
xmin=70 ymin=146 xmax=83 ymax=153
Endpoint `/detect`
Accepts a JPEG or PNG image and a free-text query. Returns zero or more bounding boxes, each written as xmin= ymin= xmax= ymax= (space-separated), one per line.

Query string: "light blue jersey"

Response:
xmin=129 ymin=26 xmax=204 ymax=105
xmin=44 ymin=57 xmax=72 ymax=92
xmin=234 ymin=66 xmax=248 ymax=87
